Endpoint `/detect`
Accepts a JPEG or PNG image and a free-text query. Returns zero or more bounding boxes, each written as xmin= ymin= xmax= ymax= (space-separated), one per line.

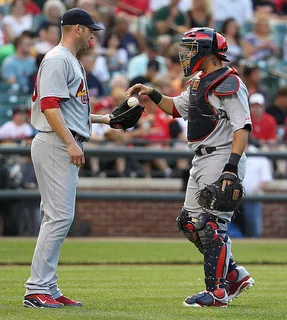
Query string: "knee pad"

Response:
xmin=196 ymin=212 xmax=229 ymax=291
xmin=176 ymin=209 xmax=203 ymax=253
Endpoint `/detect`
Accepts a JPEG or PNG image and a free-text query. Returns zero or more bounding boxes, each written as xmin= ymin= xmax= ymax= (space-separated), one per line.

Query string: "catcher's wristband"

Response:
xmin=223 ymin=153 xmax=241 ymax=175
xmin=148 ymin=89 xmax=163 ymax=105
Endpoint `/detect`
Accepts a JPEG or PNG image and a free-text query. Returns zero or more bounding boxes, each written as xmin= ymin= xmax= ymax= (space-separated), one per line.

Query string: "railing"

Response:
xmin=0 ymin=146 xmax=286 ymax=202
xmin=1 ymin=145 xmax=287 ymax=160
xmin=0 ymin=189 xmax=286 ymax=202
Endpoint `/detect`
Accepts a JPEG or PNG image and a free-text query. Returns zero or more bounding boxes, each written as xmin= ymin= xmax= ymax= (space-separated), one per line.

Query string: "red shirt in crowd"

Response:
xmin=25 ymin=1 xmax=41 ymax=15
xmin=140 ymin=109 xmax=171 ymax=142
xmin=115 ymin=0 xmax=150 ymax=15
xmin=251 ymin=112 xmax=277 ymax=141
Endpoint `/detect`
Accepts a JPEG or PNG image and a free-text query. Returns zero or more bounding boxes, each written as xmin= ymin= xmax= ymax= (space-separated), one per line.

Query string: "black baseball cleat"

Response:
xmin=23 ymin=294 xmax=64 ymax=308
xmin=184 ymin=289 xmax=228 ymax=307
xmin=55 ymin=295 xmax=83 ymax=306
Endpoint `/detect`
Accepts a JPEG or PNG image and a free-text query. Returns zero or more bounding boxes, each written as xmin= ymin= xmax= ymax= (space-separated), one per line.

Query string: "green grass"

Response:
xmin=0 ymin=238 xmax=286 ymax=319
xmin=1 ymin=265 xmax=286 ymax=320
xmin=1 ymin=238 xmax=287 ymax=265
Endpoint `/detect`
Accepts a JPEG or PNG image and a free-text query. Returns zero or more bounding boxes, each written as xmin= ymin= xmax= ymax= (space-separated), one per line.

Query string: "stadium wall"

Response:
xmin=74 ymin=200 xmax=287 ymax=238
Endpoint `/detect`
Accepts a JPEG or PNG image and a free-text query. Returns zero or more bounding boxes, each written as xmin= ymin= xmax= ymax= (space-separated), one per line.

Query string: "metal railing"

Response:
xmin=0 ymin=189 xmax=286 ymax=202
xmin=1 ymin=145 xmax=287 ymax=160
xmin=0 ymin=145 xmax=286 ymax=202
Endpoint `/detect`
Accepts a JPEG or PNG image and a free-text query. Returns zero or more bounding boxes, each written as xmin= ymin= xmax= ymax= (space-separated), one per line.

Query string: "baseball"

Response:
xmin=127 ymin=97 xmax=139 ymax=108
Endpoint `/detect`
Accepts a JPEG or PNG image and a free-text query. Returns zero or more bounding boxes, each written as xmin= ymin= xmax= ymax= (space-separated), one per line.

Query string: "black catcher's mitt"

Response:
xmin=196 ymin=173 xmax=244 ymax=212
xmin=109 ymin=99 xmax=144 ymax=131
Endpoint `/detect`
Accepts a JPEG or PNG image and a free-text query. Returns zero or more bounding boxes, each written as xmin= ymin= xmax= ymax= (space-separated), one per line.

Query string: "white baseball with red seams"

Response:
xmin=127 ymin=97 xmax=139 ymax=107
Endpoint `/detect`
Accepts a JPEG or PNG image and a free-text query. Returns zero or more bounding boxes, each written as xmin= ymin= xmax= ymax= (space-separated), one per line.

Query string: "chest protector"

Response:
xmin=187 ymin=66 xmax=239 ymax=142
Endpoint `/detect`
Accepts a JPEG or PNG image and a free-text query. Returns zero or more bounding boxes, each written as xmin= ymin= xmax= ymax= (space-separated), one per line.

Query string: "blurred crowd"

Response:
xmin=0 ymin=0 xmax=286 ymax=236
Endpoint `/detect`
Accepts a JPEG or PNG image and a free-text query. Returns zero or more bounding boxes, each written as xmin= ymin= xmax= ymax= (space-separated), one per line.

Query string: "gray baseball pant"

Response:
xmin=25 ymin=132 xmax=80 ymax=298
xmin=183 ymin=147 xmax=247 ymax=278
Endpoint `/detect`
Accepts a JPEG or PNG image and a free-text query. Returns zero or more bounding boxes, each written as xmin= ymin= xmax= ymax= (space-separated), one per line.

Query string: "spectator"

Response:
xmin=242 ymin=142 xmax=273 ymax=237
xmin=77 ymin=0 xmax=95 ymax=14
xmin=249 ymin=93 xmax=277 ymax=144
xmin=283 ymin=118 xmax=287 ymax=141
xmin=221 ymin=18 xmax=243 ymax=64
xmin=129 ymin=59 xmax=160 ymax=87
xmin=242 ymin=15 xmax=280 ymax=62
xmin=38 ymin=0 xmax=66 ymax=31
xmin=90 ymin=40 xmax=110 ymax=90
xmin=115 ymin=0 xmax=150 ymax=16
xmin=1 ymin=31 xmax=36 ymax=93
xmin=157 ymin=55 xmax=183 ymax=96
xmin=89 ymin=88 xmax=127 ymax=177
xmin=24 ymin=0 xmax=41 ymax=15
xmin=149 ymin=0 xmax=192 ymax=14
xmin=155 ymin=34 xmax=174 ymax=58
xmin=127 ymin=39 xmax=167 ymax=81
xmin=109 ymin=74 xmax=129 ymax=92
xmin=27 ymin=52 xmax=45 ymax=94
xmin=126 ymin=103 xmax=172 ymax=178
xmin=0 ymin=105 xmax=38 ymax=236
xmin=0 ymin=20 xmax=5 ymax=47
xmin=266 ymin=86 xmax=287 ymax=126
xmin=240 ymin=64 xmax=270 ymax=101
xmin=77 ymin=48 xmax=103 ymax=104
xmin=212 ymin=0 xmax=253 ymax=27
xmin=34 ymin=22 xmax=60 ymax=54
xmin=168 ymin=117 xmax=190 ymax=182
xmin=2 ymin=0 xmax=33 ymax=42
xmin=0 ymin=106 xmax=33 ymax=141
xmin=0 ymin=42 xmax=15 ymax=68
xmin=112 ymin=13 xmax=141 ymax=59
xmin=64 ymin=0 xmax=77 ymax=10
xmin=253 ymin=0 xmax=277 ymax=15
xmin=147 ymin=0 xmax=186 ymax=38
xmin=185 ymin=0 xmax=212 ymax=28
xmin=102 ymin=33 xmax=128 ymax=77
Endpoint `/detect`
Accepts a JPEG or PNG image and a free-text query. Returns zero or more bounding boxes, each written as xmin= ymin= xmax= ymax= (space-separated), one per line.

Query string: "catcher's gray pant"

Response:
xmin=184 ymin=147 xmax=247 ymax=225
xmin=183 ymin=147 xmax=247 ymax=281
xmin=25 ymin=132 xmax=80 ymax=298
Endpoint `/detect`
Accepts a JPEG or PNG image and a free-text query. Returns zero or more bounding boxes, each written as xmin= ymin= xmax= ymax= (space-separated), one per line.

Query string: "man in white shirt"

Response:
xmin=242 ymin=143 xmax=273 ymax=237
xmin=0 ymin=107 xmax=33 ymax=141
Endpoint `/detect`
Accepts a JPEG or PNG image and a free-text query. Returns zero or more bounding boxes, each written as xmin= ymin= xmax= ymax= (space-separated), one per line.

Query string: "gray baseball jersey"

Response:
xmin=173 ymin=75 xmax=252 ymax=151
xmin=31 ymin=45 xmax=91 ymax=139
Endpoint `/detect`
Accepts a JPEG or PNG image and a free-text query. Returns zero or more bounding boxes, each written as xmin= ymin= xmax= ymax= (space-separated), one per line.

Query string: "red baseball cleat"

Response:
xmin=23 ymin=294 xmax=64 ymax=308
xmin=226 ymin=266 xmax=255 ymax=302
xmin=55 ymin=295 xmax=83 ymax=306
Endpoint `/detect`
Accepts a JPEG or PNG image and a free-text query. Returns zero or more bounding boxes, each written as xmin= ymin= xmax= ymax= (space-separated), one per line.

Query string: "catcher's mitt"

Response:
xmin=196 ymin=173 xmax=244 ymax=212
xmin=109 ymin=99 xmax=144 ymax=131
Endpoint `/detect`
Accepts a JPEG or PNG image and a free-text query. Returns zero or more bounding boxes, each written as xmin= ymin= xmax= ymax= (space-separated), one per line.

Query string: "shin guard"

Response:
xmin=176 ymin=209 xmax=203 ymax=253
xmin=196 ymin=212 xmax=230 ymax=291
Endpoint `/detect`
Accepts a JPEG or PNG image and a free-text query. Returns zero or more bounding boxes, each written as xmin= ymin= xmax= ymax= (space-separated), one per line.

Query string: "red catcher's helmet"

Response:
xmin=179 ymin=27 xmax=229 ymax=77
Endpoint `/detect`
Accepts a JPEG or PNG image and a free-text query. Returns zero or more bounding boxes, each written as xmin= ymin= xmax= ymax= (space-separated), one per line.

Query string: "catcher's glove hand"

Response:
xmin=109 ymin=99 xmax=144 ymax=131
xmin=196 ymin=173 xmax=244 ymax=212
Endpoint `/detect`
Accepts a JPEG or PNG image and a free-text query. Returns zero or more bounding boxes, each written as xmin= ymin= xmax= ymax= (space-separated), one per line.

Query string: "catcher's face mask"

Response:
xmin=178 ymin=27 xmax=229 ymax=77
xmin=178 ymin=41 xmax=202 ymax=77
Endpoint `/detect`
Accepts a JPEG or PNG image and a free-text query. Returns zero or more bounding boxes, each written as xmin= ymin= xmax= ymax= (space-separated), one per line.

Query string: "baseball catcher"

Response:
xmin=109 ymin=99 xmax=144 ymax=131
xmin=126 ymin=27 xmax=255 ymax=308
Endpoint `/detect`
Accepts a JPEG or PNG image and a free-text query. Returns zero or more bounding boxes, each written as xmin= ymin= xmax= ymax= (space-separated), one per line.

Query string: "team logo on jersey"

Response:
xmin=192 ymin=79 xmax=200 ymax=90
xmin=76 ymin=79 xmax=88 ymax=104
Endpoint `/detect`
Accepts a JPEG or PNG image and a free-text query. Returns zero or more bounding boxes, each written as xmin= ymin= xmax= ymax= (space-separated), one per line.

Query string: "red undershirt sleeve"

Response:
xmin=40 ymin=97 xmax=61 ymax=112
